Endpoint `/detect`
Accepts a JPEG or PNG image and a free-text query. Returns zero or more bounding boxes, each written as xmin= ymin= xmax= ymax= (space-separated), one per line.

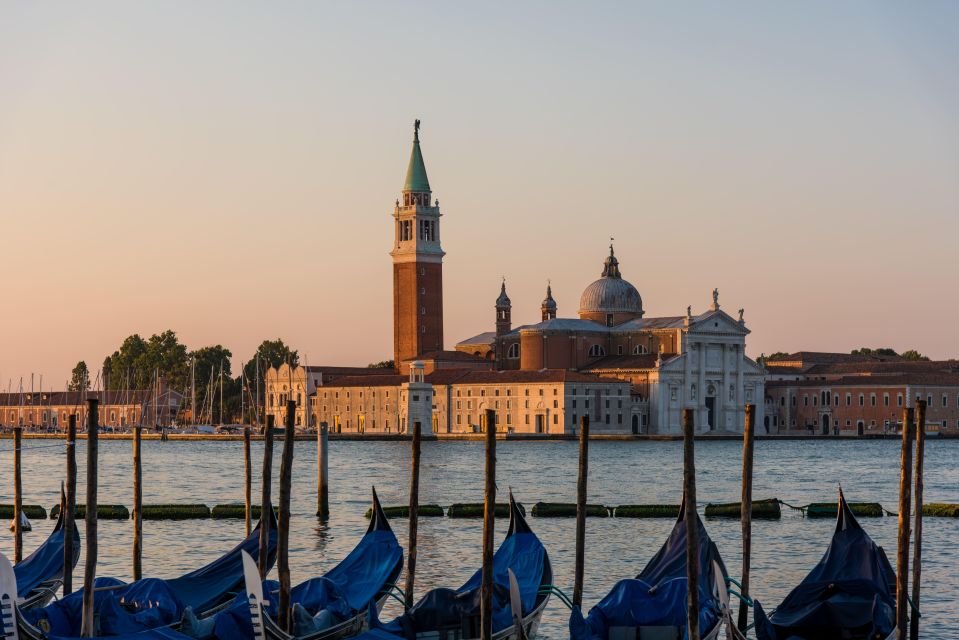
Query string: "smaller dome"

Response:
xmin=541 ymin=284 xmax=557 ymax=312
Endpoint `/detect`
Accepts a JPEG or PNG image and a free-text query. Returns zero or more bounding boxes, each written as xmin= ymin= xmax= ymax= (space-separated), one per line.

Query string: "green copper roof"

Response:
xmin=404 ymin=127 xmax=431 ymax=193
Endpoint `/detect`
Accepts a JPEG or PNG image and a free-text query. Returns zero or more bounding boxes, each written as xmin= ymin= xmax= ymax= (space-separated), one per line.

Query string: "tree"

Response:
xmin=242 ymin=339 xmax=299 ymax=383
xmin=103 ymin=331 xmax=189 ymax=391
xmin=68 ymin=361 xmax=90 ymax=391
xmin=367 ymin=360 xmax=395 ymax=369
xmin=900 ymin=350 xmax=930 ymax=362
xmin=851 ymin=347 xmax=898 ymax=357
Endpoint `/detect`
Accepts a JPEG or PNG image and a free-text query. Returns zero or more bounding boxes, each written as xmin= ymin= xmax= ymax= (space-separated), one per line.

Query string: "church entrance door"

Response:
xmin=821 ymin=414 xmax=829 ymax=435
xmin=631 ymin=414 xmax=639 ymax=435
xmin=705 ymin=397 xmax=715 ymax=430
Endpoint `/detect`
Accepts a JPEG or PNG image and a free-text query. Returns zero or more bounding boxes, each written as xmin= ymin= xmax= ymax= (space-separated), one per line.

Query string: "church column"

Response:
xmin=698 ymin=341 xmax=707 ymax=433
xmin=736 ymin=343 xmax=744 ymax=429
xmin=722 ymin=343 xmax=731 ymax=428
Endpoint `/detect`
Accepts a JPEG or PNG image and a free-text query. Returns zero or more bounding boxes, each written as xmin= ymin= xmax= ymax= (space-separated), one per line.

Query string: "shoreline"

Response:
xmin=0 ymin=432 xmax=950 ymax=442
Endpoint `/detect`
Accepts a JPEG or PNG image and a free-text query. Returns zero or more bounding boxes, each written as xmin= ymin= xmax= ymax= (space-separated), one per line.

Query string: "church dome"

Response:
xmin=579 ymin=245 xmax=643 ymax=317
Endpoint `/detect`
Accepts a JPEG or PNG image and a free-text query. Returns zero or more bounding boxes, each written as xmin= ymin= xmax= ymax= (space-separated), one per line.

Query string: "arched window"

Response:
xmin=588 ymin=344 xmax=606 ymax=358
xmin=632 ymin=345 xmax=647 ymax=355
xmin=507 ymin=343 xmax=520 ymax=359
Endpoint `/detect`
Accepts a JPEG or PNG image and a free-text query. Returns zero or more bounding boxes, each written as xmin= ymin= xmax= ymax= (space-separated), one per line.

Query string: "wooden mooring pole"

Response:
xmin=480 ymin=409 xmax=496 ymax=640
xmin=258 ymin=413 xmax=275 ymax=579
xmin=405 ymin=420 xmax=422 ymax=608
xmin=316 ymin=422 xmax=329 ymax=518
xmin=132 ymin=426 xmax=143 ymax=581
xmin=910 ymin=400 xmax=926 ymax=640
xmin=63 ymin=414 xmax=77 ymax=595
xmin=13 ymin=426 xmax=22 ymax=563
xmin=277 ymin=401 xmax=295 ymax=632
xmin=244 ymin=425 xmax=252 ymax=536
xmin=738 ymin=404 xmax=756 ymax=632
xmin=896 ymin=407 xmax=915 ymax=640
xmin=682 ymin=408 xmax=700 ymax=640
xmin=81 ymin=399 xmax=99 ymax=638
xmin=572 ymin=415 xmax=590 ymax=608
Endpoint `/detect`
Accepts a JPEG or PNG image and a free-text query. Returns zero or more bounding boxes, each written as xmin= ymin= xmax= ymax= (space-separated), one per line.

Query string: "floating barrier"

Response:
xmin=211 ymin=504 xmax=277 ymax=519
xmin=531 ymin=502 xmax=609 ymax=517
xmin=805 ymin=502 xmax=884 ymax=518
xmin=922 ymin=503 xmax=959 ymax=517
xmin=50 ymin=504 xmax=130 ymax=519
xmin=141 ymin=504 xmax=211 ymax=520
xmin=447 ymin=502 xmax=526 ymax=518
xmin=365 ymin=504 xmax=444 ymax=518
xmin=613 ymin=504 xmax=680 ymax=518
xmin=0 ymin=504 xmax=47 ymax=520
xmin=705 ymin=498 xmax=782 ymax=519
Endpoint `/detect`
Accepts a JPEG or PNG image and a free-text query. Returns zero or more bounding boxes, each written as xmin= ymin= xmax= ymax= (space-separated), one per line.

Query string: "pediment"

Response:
xmin=688 ymin=310 xmax=749 ymax=336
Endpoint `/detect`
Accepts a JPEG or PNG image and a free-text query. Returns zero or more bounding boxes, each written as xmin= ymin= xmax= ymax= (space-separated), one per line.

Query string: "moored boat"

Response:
xmin=569 ymin=496 xmax=732 ymax=640
xmin=752 ymin=489 xmax=898 ymax=640
xmin=14 ymin=488 xmax=81 ymax=609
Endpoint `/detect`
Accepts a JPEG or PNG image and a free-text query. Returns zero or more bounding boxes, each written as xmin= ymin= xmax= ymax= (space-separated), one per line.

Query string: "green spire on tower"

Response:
xmin=404 ymin=119 xmax=431 ymax=193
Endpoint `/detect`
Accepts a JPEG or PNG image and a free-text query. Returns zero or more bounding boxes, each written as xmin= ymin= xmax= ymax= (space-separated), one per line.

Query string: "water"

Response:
xmin=1 ymin=438 xmax=957 ymax=638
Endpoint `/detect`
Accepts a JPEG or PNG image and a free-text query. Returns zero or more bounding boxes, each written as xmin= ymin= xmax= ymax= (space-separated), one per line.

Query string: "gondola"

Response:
xmin=569 ymin=497 xmax=732 ymax=640
xmin=752 ymin=489 xmax=897 ymax=640
xmin=14 ymin=488 xmax=81 ymax=609
xmin=187 ymin=488 xmax=404 ymax=640
xmin=351 ymin=491 xmax=551 ymax=640
xmin=11 ymin=506 xmax=278 ymax=639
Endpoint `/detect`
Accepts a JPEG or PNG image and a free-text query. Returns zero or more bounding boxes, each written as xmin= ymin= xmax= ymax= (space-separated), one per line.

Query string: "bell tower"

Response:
xmin=392 ymin=120 xmax=445 ymax=368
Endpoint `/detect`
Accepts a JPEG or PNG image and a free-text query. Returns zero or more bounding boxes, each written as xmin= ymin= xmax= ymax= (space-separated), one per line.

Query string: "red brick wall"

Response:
xmin=393 ymin=261 xmax=444 ymax=366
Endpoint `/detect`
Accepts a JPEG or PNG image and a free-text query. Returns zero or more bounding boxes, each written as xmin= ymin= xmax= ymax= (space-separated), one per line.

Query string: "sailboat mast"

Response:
xmin=191 ymin=359 xmax=196 ymax=426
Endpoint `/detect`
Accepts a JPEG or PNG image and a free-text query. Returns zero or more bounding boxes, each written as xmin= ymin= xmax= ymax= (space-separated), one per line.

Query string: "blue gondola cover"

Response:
xmin=14 ymin=508 xmax=81 ymax=598
xmin=753 ymin=491 xmax=897 ymax=640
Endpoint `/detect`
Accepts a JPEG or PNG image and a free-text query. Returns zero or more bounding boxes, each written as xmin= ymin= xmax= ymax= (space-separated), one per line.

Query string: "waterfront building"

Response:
xmin=264 ymin=363 xmax=389 ymax=428
xmin=0 ymin=389 xmax=183 ymax=431
xmin=764 ymin=353 xmax=959 ymax=435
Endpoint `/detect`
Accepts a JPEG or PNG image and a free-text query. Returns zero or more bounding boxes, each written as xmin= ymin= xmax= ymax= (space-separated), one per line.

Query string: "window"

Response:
xmin=588 ymin=344 xmax=606 ymax=357
xmin=858 ymin=394 xmax=864 ymax=407
xmin=846 ymin=393 xmax=851 ymax=406
xmin=606 ymin=314 xmax=614 ymax=326
xmin=928 ymin=394 xmax=933 ymax=406
xmin=883 ymin=394 xmax=889 ymax=407
xmin=803 ymin=395 xmax=808 ymax=407
xmin=553 ymin=400 xmax=558 ymax=408
xmin=507 ymin=343 xmax=519 ymax=359
xmin=553 ymin=414 xmax=558 ymax=424
xmin=944 ymin=394 xmax=948 ymax=408
xmin=898 ymin=393 xmax=903 ymax=407
xmin=605 ymin=414 xmax=610 ymax=424
xmin=571 ymin=413 xmax=577 ymax=425
xmin=632 ymin=345 xmax=647 ymax=355
xmin=617 ymin=345 xmax=624 ymax=355
xmin=870 ymin=394 xmax=876 ymax=407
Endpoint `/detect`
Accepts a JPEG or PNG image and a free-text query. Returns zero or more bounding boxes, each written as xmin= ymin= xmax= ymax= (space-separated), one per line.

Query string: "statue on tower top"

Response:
xmin=414 ymin=119 xmax=421 ymax=140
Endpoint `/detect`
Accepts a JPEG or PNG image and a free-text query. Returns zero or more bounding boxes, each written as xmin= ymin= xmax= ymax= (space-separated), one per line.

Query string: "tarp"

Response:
xmin=22 ymin=507 xmax=278 ymax=637
xmin=208 ymin=490 xmax=404 ymax=639
xmin=569 ymin=498 xmax=727 ymax=640
xmin=361 ymin=492 xmax=550 ymax=640
xmin=753 ymin=490 xmax=897 ymax=640
xmin=15 ymin=506 xmax=81 ymax=597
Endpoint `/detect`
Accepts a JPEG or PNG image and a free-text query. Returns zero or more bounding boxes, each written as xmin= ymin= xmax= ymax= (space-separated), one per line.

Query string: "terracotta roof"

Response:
xmin=582 ymin=354 xmax=659 ymax=370
xmin=316 ymin=368 xmax=627 ymax=388
xmin=306 ymin=366 xmax=390 ymax=376
xmin=766 ymin=372 xmax=959 ymax=388
xmin=417 ymin=350 xmax=489 ymax=363
xmin=0 ymin=390 xmax=179 ymax=407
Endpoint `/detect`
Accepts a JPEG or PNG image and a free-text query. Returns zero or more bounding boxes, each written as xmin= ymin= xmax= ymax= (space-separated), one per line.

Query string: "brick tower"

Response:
xmin=391 ymin=120 xmax=445 ymax=369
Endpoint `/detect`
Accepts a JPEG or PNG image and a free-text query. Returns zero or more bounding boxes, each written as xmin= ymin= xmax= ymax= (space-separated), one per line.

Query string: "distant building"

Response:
xmin=0 ymin=388 xmax=183 ymax=431
xmin=763 ymin=353 xmax=959 ymax=435
xmin=286 ymin=122 xmax=764 ymax=435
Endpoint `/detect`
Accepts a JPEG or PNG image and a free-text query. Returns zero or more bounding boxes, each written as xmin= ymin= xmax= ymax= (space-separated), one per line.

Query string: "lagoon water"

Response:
xmin=1 ymin=438 xmax=957 ymax=638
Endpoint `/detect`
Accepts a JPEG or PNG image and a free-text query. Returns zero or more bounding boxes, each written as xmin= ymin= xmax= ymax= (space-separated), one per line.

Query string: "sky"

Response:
xmin=2 ymin=2 xmax=958 ymax=385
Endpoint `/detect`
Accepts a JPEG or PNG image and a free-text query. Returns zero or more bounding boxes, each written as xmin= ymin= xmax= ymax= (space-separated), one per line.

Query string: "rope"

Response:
xmin=777 ymin=499 xmax=808 ymax=514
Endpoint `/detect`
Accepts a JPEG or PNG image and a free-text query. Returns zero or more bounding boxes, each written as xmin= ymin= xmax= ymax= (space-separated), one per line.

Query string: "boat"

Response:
xmin=12 ymin=506 xmax=278 ymax=639
xmin=752 ymin=489 xmax=897 ymax=640
xmin=569 ymin=496 xmax=732 ymax=640
xmin=8 ymin=512 xmax=32 ymax=533
xmin=190 ymin=488 xmax=404 ymax=640
xmin=13 ymin=490 xmax=81 ymax=609
xmin=355 ymin=491 xmax=551 ymax=640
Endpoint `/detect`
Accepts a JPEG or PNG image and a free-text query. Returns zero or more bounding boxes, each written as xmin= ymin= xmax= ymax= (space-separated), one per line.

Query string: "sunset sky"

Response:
xmin=2 ymin=2 xmax=958 ymax=385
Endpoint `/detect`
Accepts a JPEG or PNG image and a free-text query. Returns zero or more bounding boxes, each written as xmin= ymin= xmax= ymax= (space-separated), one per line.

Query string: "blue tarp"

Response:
xmin=360 ymin=493 xmax=550 ymax=640
xmin=23 ymin=508 xmax=278 ymax=638
xmin=208 ymin=492 xmax=403 ymax=639
xmin=753 ymin=491 xmax=897 ymax=640
xmin=15 ymin=508 xmax=81 ymax=597
xmin=569 ymin=499 xmax=727 ymax=640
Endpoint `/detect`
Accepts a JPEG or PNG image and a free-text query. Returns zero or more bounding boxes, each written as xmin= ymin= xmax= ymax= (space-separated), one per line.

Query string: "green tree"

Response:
xmin=851 ymin=347 xmax=898 ymax=357
xmin=367 ymin=360 xmax=395 ymax=369
xmin=900 ymin=349 xmax=930 ymax=362
xmin=241 ymin=339 xmax=299 ymax=383
xmin=103 ymin=331 xmax=189 ymax=391
xmin=68 ymin=361 xmax=90 ymax=391
xmin=189 ymin=345 xmax=234 ymax=422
